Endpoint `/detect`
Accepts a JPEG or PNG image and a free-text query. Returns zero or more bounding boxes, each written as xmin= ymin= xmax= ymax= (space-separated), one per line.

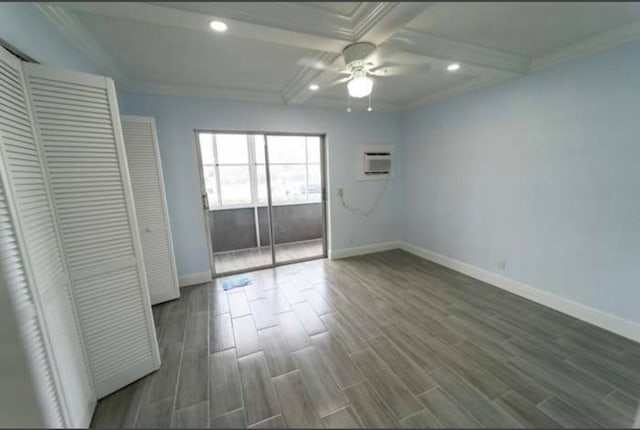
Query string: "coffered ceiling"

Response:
xmin=38 ymin=2 xmax=640 ymax=110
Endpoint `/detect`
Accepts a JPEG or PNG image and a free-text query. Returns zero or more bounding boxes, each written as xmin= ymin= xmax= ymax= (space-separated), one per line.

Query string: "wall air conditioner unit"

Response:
xmin=358 ymin=144 xmax=394 ymax=180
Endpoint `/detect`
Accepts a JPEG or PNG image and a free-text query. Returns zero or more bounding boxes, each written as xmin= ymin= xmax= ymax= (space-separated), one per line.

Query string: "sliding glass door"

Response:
xmin=265 ymin=135 xmax=325 ymax=264
xmin=196 ymin=131 xmax=326 ymax=276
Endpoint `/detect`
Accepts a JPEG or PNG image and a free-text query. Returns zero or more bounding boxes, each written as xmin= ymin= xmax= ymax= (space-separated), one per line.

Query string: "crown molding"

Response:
xmin=531 ymin=17 xmax=640 ymax=71
xmin=35 ymin=4 xmax=127 ymax=81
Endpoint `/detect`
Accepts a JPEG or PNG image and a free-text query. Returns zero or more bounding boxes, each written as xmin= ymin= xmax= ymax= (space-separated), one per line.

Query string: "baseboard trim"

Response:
xmin=178 ymin=271 xmax=212 ymax=287
xmin=399 ymin=241 xmax=640 ymax=344
xmin=329 ymin=241 xmax=402 ymax=260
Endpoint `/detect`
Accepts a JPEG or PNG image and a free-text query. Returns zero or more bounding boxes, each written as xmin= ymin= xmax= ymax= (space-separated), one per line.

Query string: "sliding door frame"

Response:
xmin=194 ymin=129 xmax=328 ymax=278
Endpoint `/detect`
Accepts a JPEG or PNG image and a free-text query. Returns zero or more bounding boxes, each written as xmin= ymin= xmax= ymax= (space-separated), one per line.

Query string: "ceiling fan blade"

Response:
xmin=364 ymin=37 xmax=414 ymax=65
xmin=324 ymin=76 xmax=352 ymax=89
xmin=369 ymin=63 xmax=431 ymax=77
xmin=296 ymin=57 xmax=349 ymax=73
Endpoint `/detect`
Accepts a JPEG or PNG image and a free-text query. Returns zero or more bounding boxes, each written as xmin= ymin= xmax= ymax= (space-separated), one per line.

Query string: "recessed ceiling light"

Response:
xmin=209 ymin=20 xmax=228 ymax=33
xmin=309 ymin=84 xmax=319 ymax=91
xmin=447 ymin=63 xmax=461 ymax=72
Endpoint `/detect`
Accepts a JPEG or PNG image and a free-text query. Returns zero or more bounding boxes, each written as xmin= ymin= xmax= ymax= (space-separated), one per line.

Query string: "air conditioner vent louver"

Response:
xmin=358 ymin=145 xmax=394 ymax=180
xmin=364 ymin=152 xmax=392 ymax=176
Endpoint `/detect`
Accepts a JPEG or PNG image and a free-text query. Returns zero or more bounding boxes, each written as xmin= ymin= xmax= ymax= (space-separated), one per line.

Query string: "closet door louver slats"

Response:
xmin=121 ymin=116 xmax=179 ymax=304
xmin=0 ymin=47 xmax=92 ymax=427
xmin=0 ymin=178 xmax=59 ymax=428
xmin=24 ymin=63 xmax=160 ymax=398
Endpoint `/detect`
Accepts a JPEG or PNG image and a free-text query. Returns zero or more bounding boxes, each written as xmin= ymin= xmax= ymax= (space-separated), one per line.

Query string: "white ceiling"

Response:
xmin=405 ymin=2 xmax=640 ymax=58
xmin=39 ymin=2 xmax=640 ymax=110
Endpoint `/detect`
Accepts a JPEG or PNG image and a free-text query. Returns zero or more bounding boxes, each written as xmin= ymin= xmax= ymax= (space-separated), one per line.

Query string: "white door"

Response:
xmin=0 ymin=46 xmax=94 ymax=426
xmin=121 ymin=115 xmax=179 ymax=304
xmin=23 ymin=62 xmax=161 ymax=398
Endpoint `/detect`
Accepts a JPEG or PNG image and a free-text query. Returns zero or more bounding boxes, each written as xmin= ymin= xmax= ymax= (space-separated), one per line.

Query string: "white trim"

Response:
xmin=35 ymin=4 xmax=128 ymax=82
xmin=329 ymin=241 xmax=402 ymax=260
xmin=179 ymin=271 xmax=213 ymax=288
xmin=399 ymin=241 xmax=640 ymax=344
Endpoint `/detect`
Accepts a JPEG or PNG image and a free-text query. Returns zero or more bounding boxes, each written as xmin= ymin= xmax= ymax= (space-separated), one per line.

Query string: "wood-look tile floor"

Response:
xmin=214 ymin=239 xmax=324 ymax=274
xmin=91 ymin=250 xmax=640 ymax=428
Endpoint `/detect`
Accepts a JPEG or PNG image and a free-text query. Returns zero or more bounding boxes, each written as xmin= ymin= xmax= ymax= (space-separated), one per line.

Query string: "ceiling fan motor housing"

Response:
xmin=343 ymin=42 xmax=376 ymax=70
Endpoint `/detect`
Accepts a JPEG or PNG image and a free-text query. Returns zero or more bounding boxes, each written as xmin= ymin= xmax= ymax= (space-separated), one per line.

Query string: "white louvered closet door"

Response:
xmin=121 ymin=116 xmax=179 ymax=304
xmin=0 ymin=47 xmax=94 ymax=427
xmin=23 ymin=63 xmax=161 ymax=398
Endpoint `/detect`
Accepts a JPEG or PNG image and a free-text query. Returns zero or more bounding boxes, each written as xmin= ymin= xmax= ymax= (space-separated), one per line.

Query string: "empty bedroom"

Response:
xmin=1 ymin=1 xmax=639 ymax=429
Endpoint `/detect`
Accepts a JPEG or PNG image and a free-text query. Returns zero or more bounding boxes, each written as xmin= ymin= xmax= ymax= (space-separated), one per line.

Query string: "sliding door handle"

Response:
xmin=202 ymin=194 xmax=209 ymax=210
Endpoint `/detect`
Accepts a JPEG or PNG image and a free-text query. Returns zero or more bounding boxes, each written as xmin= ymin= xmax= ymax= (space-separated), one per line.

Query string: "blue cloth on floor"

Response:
xmin=221 ymin=276 xmax=251 ymax=290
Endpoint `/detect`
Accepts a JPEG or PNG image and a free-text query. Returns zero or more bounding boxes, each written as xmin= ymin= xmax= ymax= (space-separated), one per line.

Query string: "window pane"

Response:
xmin=306 ymin=137 xmax=321 ymax=163
xmin=216 ymin=134 xmax=248 ymax=164
xmin=203 ymin=165 xmax=219 ymax=208
xmin=199 ymin=133 xmax=215 ymax=164
xmin=219 ymin=166 xmax=252 ymax=205
xmin=254 ymin=135 xmax=266 ymax=165
xmin=307 ymin=164 xmax=322 ymax=202
xmin=256 ymin=164 xmax=268 ymax=204
xmin=269 ymin=165 xmax=307 ymax=203
xmin=267 ymin=136 xmax=306 ymax=164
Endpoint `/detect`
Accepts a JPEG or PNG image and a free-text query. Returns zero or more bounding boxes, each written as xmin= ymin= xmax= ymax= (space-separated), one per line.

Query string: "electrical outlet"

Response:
xmin=338 ymin=187 xmax=344 ymax=197
xmin=498 ymin=259 xmax=507 ymax=270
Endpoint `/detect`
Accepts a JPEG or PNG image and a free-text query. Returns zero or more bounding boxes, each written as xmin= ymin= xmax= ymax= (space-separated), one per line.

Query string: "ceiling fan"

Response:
xmin=302 ymin=40 xmax=432 ymax=99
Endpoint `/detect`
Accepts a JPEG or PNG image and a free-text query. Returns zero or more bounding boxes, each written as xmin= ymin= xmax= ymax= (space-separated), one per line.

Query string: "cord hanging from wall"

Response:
xmin=338 ymin=180 xmax=389 ymax=217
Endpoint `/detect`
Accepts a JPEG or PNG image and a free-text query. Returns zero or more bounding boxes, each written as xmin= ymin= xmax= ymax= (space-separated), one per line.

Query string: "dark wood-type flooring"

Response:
xmin=91 ymin=250 xmax=640 ymax=428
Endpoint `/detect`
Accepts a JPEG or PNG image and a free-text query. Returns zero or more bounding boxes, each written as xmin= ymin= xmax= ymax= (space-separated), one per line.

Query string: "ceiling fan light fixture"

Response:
xmin=447 ymin=63 xmax=461 ymax=72
xmin=309 ymin=84 xmax=319 ymax=91
xmin=209 ymin=20 xmax=228 ymax=33
xmin=347 ymin=76 xmax=373 ymax=98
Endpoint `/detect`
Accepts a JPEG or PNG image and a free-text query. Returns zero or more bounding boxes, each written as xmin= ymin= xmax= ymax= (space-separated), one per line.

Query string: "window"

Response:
xmin=199 ymin=133 xmax=322 ymax=209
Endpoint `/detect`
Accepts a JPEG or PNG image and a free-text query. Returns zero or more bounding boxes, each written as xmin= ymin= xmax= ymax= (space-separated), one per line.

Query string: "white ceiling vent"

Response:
xmin=358 ymin=145 xmax=394 ymax=180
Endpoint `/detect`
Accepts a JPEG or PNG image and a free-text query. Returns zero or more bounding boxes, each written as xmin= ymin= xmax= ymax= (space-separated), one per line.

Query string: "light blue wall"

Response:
xmin=120 ymin=93 xmax=403 ymax=277
xmin=403 ymin=40 xmax=640 ymax=324
xmin=0 ymin=3 xmax=100 ymax=75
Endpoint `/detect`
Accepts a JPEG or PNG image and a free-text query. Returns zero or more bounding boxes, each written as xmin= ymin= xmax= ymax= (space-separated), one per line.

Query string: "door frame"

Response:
xmin=194 ymin=129 xmax=328 ymax=277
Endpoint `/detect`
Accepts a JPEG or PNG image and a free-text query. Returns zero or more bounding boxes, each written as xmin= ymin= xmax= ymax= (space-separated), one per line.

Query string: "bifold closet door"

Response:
xmin=121 ymin=116 xmax=179 ymax=304
xmin=23 ymin=63 xmax=161 ymax=398
xmin=0 ymin=47 xmax=93 ymax=426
